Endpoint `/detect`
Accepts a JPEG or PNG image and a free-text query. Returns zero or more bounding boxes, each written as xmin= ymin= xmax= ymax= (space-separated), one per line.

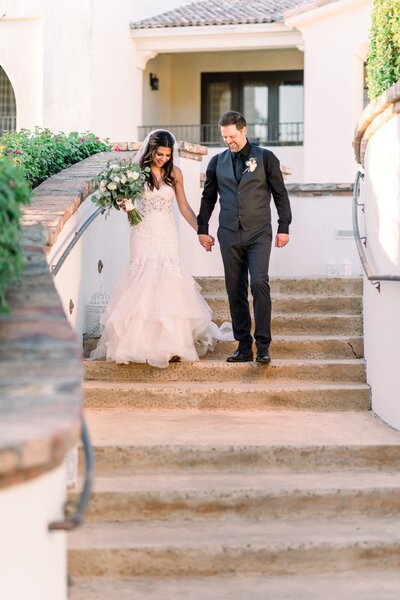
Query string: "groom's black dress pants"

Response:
xmin=217 ymin=223 xmax=273 ymax=352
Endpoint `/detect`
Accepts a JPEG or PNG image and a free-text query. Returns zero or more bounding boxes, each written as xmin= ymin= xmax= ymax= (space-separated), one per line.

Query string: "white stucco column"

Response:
xmin=285 ymin=0 xmax=373 ymax=183
xmin=132 ymin=49 xmax=158 ymax=140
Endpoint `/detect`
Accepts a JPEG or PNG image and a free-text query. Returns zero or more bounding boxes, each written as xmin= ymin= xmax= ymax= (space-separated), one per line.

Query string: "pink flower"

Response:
xmin=113 ymin=146 xmax=122 ymax=152
xmin=14 ymin=148 xmax=20 ymax=154
xmin=80 ymin=137 xmax=85 ymax=143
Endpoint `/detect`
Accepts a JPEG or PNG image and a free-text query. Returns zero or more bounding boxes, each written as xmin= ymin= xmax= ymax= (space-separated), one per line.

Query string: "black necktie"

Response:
xmin=234 ymin=153 xmax=243 ymax=183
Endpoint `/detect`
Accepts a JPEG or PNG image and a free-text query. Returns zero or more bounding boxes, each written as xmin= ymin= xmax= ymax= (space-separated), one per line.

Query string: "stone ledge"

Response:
xmin=112 ymin=140 xmax=208 ymax=162
xmin=285 ymin=183 xmax=353 ymax=196
xmin=353 ymin=80 xmax=400 ymax=166
xmin=199 ymin=172 xmax=352 ymax=195
xmin=0 ymin=225 xmax=82 ymax=488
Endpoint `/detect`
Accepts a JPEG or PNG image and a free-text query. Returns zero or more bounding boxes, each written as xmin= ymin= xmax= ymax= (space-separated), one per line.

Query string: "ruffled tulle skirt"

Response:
xmin=90 ymin=255 xmax=232 ymax=368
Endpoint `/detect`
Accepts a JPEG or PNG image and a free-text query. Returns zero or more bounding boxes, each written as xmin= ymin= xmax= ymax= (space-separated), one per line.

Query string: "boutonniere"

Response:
xmin=243 ymin=157 xmax=257 ymax=174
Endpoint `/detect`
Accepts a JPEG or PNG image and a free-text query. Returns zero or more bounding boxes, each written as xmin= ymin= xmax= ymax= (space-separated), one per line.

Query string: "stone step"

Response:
xmin=84 ymin=335 xmax=364 ymax=360
xmin=83 ymin=410 xmax=400 ymax=474
xmin=196 ymin=277 xmax=363 ymax=296
xmin=68 ymin=571 xmax=400 ymax=600
xmin=70 ymin=471 xmax=400 ymax=523
xmin=84 ymin=358 xmax=365 ymax=384
xmin=68 ymin=516 xmax=400 ymax=577
xmin=206 ymin=294 xmax=362 ymax=315
xmin=213 ymin=314 xmax=363 ymax=335
xmin=209 ymin=336 xmax=364 ymax=359
xmin=84 ymin=381 xmax=370 ymax=411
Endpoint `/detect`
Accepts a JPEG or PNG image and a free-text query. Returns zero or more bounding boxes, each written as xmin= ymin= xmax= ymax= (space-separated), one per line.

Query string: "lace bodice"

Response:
xmin=130 ymin=182 xmax=180 ymax=264
xmin=136 ymin=183 xmax=175 ymax=217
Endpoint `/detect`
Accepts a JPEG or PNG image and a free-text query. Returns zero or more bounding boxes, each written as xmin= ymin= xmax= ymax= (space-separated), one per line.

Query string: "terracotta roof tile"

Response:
xmin=131 ymin=0 xmax=304 ymax=29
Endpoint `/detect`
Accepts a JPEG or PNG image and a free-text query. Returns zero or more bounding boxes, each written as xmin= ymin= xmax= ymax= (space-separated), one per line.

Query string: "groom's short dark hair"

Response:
xmin=218 ymin=111 xmax=247 ymax=130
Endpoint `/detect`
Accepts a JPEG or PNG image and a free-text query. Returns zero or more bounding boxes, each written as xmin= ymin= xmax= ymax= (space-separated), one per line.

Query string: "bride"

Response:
xmin=91 ymin=129 xmax=231 ymax=368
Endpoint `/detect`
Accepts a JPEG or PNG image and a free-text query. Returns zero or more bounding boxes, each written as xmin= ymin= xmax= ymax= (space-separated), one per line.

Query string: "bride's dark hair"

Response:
xmin=139 ymin=130 xmax=176 ymax=190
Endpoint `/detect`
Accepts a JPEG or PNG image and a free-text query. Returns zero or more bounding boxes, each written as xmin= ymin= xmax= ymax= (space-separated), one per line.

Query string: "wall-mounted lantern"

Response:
xmin=150 ymin=73 xmax=159 ymax=91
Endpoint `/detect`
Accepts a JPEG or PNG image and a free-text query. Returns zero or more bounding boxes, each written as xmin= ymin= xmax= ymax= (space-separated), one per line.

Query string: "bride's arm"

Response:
xmin=173 ymin=166 xmax=198 ymax=231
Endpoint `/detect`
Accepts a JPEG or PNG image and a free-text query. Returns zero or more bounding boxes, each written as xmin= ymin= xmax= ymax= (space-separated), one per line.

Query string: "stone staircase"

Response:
xmin=69 ymin=277 xmax=400 ymax=599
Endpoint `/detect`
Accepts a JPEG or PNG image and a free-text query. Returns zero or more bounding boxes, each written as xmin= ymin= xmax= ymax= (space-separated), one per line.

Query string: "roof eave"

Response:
xmin=130 ymin=21 xmax=294 ymax=38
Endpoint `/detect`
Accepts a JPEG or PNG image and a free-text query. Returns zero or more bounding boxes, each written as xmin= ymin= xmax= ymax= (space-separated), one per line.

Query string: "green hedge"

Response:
xmin=0 ymin=128 xmax=111 ymax=188
xmin=0 ymin=127 xmax=110 ymax=312
xmin=0 ymin=158 xmax=31 ymax=312
xmin=367 ymin=0 xmax=400 ymax=100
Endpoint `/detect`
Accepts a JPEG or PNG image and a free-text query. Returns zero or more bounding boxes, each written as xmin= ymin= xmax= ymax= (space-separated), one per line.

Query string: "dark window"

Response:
xmin=201 ymin=71 xmax=303 ymax=145
xmin=0 ymin=66 xmax=16 ymax=135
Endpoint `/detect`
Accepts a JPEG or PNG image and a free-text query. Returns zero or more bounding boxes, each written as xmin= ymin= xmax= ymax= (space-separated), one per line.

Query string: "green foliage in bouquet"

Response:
xmin=0 ymin=128 xmax=111 ymax=188
xmin=367 ymin=0 xmax=400 ymax=99
xmin=92 ymin=160 xmax=150 ymax=226
xmin=0 ymin=157 xmax=31 ymax=312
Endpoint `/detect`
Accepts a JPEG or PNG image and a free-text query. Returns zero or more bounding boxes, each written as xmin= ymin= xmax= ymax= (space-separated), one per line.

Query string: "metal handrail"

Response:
xmin=353 ymin=169 xmax=400 ymax=292
xmin=49 ymin=206 xmax=103 ymax=530
xmin=49 ymin=419 xmax=95 ymax=531
xmin=51 ymin=206 xmax=105 ymax=276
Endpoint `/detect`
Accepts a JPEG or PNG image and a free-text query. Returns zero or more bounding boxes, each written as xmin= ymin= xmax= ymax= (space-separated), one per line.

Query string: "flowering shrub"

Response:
xmin=0 ymin=128 xmax=111 ymax=188
xmin=0 ymin=157 xmax=31 ymax=312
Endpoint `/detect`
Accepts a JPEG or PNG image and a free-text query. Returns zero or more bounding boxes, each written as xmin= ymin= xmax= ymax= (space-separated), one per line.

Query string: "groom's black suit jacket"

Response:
xmin=197 ymin=142 xmax=291 ymax=235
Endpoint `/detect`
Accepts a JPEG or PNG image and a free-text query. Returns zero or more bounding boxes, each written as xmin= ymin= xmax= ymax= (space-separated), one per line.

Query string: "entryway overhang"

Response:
xmin=131 ymin=23 xmax=303 ymax=69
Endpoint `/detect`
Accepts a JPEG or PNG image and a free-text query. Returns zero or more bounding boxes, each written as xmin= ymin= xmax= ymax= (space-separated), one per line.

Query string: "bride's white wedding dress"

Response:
xmin=91 ymin=182 xmax=232 ymax=368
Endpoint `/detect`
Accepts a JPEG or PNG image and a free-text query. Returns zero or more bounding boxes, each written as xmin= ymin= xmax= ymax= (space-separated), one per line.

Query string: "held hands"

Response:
xmin=275 ymin=233 xmax=289 ymax=248
xmin=198 ymin=234 xmax=215 ymax=252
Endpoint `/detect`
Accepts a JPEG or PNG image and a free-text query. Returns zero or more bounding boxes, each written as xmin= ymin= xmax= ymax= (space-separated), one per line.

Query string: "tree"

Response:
xmin=367 ymin=0 xmax=400 ymax=99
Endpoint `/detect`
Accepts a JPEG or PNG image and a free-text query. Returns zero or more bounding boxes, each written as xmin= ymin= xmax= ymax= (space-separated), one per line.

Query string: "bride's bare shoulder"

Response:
xmin=173 ymin=166 xmax=183 ymax=181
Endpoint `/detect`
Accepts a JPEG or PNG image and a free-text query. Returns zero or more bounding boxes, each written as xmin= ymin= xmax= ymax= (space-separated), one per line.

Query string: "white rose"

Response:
xmin=131 ymin=172 xmax=140 ymax=181
xmin=126 ymin=171 xmax=135 ymax=178
xmin=107 ymin=183 xmax=117 ymax=190
xmin=111 ymin=164 xmax=119 ymax=170
xmin=113 ymin=176 xmax=120 ymax=183
xmin=120 ymin=176 xmax=127 ymax=184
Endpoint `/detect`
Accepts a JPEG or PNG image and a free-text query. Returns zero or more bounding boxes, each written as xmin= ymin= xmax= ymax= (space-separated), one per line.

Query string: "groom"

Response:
xmin=197 ymin=111 xmax=292 ymax=363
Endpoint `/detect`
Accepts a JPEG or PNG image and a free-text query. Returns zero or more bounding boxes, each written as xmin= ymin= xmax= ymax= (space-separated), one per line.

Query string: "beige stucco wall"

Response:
xmin=0 ymin=466 xmax=67 ymax=599
xmin=0 ymin=16 xmax=43 ymax=130
xmin=143 ymin=49 xmax=304 ymax=126
xmin=362 ymin=112 xmax=400 ymax=430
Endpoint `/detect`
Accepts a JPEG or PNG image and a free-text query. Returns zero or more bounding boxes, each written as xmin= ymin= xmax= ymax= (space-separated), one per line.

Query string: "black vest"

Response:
xmin=216 ymin=145 xmax=271 ymax=232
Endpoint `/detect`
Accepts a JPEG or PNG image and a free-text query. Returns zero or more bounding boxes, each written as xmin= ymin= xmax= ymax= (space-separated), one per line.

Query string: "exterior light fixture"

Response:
xmin=150 ymin=73 xmax=159 ymax=90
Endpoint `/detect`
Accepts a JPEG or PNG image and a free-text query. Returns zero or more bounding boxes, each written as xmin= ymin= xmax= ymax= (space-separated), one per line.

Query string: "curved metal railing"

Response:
xmin=49 ymin=420 xmax=94 ymax=531
xmin=353 ymin=169 xmax=400 ymax=292
xmin=51 ymin=206 xmax=105 ymax=276
xmin=49 ymin=207 xmax=105 ymax=531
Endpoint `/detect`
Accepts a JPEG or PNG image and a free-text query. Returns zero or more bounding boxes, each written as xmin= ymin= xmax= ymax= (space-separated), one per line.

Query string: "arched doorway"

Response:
xmin=0 ymin=66 xmax=16 ymax=135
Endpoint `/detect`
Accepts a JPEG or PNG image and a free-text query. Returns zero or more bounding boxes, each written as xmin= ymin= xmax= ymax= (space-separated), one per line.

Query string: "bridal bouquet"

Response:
xmin=92 ymin=160 xmax=150 ymax=225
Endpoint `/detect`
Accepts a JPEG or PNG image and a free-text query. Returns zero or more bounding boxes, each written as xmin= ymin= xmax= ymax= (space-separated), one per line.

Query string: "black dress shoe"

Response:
xmin=226 ymin=349 xmax=254 ymax=363
xmin=256 ymin=349 xmax=271 ymax=363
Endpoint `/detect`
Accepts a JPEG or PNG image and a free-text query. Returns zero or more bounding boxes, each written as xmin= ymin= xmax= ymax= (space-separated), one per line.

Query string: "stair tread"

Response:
xmin=68 ymin=516 xmax=400 ymax=550
xmin=87 ymin=358 xmax=365 ymax=364
xmin=76 ymin=471 xmax=400 ymax=495
xmin=204 ymin=292 xmax=363 ymax=299
xmin=84 ymin=380 xmax=369 ymax=390
xmin=69 ymin=572 xmax=400 ymax=600
xmin=84 ymin=410 xmax=400 ymax=447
